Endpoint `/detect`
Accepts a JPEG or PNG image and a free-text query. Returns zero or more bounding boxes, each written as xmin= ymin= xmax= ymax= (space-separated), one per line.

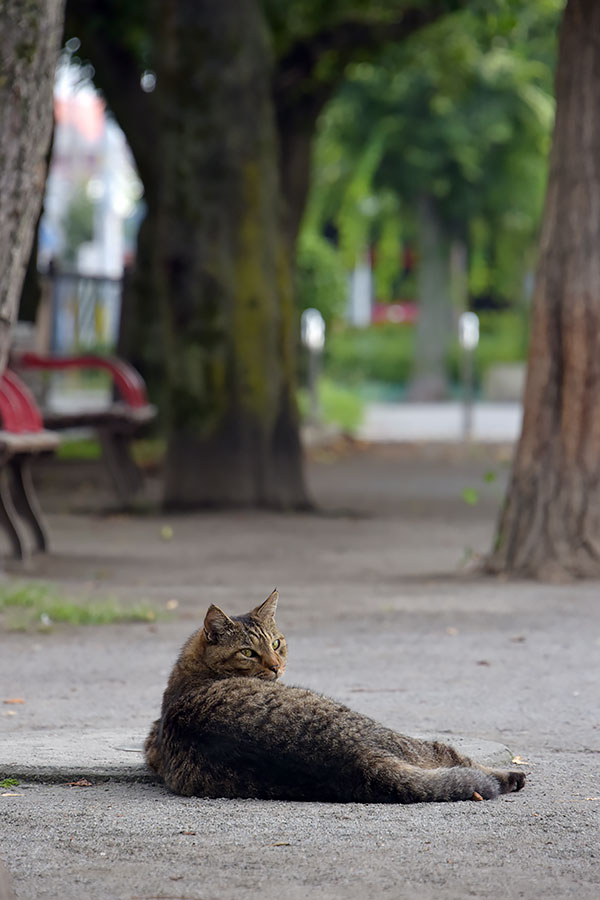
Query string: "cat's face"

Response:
xmin=199 ymin=590 xmax=287 ymax=681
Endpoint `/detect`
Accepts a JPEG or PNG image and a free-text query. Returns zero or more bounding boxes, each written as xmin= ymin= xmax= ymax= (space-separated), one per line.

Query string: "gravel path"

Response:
xmin=1 ymin=445 xmax=599 ymax=899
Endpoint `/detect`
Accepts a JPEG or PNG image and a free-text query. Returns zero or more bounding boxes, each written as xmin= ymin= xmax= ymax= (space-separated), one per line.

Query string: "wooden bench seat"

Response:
xmin=11 ymin=352 xmax=156 ymax=505
xmin=0 ymin=371 xmax=59 ymax=559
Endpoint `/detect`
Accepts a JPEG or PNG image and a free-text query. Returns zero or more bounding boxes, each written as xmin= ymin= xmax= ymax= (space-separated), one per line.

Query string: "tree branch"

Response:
xmin=273 ymin=1 xmax=469 ymax=247
xmin=274 ymin=1 xmax=469 ymax=120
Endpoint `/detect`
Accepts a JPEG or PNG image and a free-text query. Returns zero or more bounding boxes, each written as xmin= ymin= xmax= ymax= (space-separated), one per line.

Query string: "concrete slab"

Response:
xmin=359 ymin=401 xmax=523 ymax=442
xmin=0 ymin=729 xmax=514 ymax=785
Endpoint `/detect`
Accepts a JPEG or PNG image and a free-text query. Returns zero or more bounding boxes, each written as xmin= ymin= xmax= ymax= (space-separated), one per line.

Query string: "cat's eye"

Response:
xmin=272 ymin=639 xmax=280 ymax=650
xmin=240 ymin=648 xmax=254 ymax=658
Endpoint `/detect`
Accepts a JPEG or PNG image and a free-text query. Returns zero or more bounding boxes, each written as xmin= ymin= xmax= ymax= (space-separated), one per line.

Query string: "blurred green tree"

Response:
xmin=64 ymin=0 xmax=468 ymax=508
xmin=489 ymin=0 xmax=600 ymax=579
xmin=305 ymin=1 xmax=561 ymax=395
xmin=0 ymin=0 xmax=65 ymax=367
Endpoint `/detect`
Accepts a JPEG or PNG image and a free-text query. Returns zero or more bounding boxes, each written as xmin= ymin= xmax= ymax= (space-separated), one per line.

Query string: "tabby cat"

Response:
xmin=145 ymin=590 xmax=526 ymax=803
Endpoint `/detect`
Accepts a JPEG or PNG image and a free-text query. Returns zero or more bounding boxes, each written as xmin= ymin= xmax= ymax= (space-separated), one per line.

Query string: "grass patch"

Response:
xmin=0 ymin=583 xmax=159 ymax=631
xmin=57 ymin=437 xmax=166 ymax=468
xmin=0 ymin=777 xmax=19 ymax=788
xmin=57 ymin=438 xmax=102 ymax=462
xmin=298 ymin=378 xmax=364 ymax=432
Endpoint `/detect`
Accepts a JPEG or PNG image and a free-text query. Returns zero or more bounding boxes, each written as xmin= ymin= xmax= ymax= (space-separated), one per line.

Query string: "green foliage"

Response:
xmin=0 ymin=778 xmax=19 ymax=788
xmin=57 ymin=436 xmax=165 ymax=466
xmin=462 ymin=467 xmax=503 ymax=508
xmin=325 ymin=311 xmax=528 ymax=386
xmin=447 ymin=310 xmax=529 ymax=381
xmin=326 ymin=324 xmax=415 ymax=384
xmin=0 ymin=583 xmax=159 ymax=631
xmin=298 ymin=377 xmax=364 ymax=431
xmin=461 ymin=486 xmax=480 ymax=505
xmin=306 ymin=1 xmax=562 ymax=305
xmin=294 ymin=231 xmax=347 ymax=323
xmin=56 ymin=438 xmax=102 ymax=461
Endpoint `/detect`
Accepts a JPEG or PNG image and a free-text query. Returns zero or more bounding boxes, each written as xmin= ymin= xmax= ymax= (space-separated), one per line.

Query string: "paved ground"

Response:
xmin=1 ymin=443 xmax=599 ymax=900
xmin=359 ymin=402 xmax=522 ymax=442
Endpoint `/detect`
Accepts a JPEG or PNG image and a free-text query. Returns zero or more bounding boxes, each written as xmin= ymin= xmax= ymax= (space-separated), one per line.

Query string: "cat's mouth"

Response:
xmin=260 ymin=669 xmax=281 ymax=681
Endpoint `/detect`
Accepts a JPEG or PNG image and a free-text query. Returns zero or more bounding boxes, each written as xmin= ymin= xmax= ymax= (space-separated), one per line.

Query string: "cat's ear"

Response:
xmin=251 ymin=589 xmax=278 ymax=623
xmin=203 ymin=605 xmax=234 ymax=642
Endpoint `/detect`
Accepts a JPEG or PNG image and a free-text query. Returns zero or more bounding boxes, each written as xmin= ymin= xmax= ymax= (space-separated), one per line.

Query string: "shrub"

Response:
xmin=324 ymin=311 xmax=529 ymax=388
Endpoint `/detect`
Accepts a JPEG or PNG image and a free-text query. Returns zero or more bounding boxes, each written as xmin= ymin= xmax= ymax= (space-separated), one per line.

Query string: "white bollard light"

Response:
xmin=301 ymin=308 xmax=326 ymax=424
xmin=458 ymin=312 xmax=479 ymax=441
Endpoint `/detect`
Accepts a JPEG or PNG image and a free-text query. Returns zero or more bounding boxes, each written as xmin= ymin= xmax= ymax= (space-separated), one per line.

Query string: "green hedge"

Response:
xmin=297 ymin=377 xmax=364 ymax=431
xmin=324 ymin=312 xmax=529 ymax=387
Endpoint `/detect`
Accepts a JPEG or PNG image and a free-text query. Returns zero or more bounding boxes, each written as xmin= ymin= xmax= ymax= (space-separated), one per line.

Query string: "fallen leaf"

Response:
xmin=270 ymin=842 xmax=291 ymax=846
xmin=65 ymin=779 xmax=93 ymax=787
xmin=471 ymin=792 xmax=483 ymax=802
xmin=511 ymin=756 xmax=529 ymax=766
xmin=461 ymin=487 xmax=479 ymax=506
xmin=2 ymin=698 xmax=25 ymax=704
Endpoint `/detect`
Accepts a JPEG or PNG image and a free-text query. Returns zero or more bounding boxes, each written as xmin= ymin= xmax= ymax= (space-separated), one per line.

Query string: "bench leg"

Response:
xmin=98 ymin=428 xmax=144 ymax=506
xmin=0 ymin=464 xmax=29 ymax=560
xmin=9 ymin=456 xmax=49 ymax=553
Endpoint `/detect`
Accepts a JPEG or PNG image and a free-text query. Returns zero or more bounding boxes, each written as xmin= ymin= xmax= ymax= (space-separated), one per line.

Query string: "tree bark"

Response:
xmin=409 ymin=193 xmax=452 ymax=400
xmin=0 ymin=0 xmax=65 ymax=370
xmin=488 ymin=0 xmax=600 ymax=580
xmin=148 ymin=0 xmax=308 ymax=509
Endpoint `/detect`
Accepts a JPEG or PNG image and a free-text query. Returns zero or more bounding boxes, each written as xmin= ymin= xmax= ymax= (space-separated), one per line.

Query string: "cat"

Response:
xmin=145 ymin=590 xmax=526 ymax=803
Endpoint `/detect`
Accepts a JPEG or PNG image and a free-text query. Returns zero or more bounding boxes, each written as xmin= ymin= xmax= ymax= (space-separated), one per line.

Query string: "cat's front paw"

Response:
xmin=494 ymin=770 xmax=526 ymax=794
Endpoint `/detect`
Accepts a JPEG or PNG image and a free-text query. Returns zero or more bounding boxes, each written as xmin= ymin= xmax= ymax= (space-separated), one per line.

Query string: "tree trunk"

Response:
xmin=409 ymin=194 xmax=452 ymax=400
xmin=488 ymin=0 xmax=600 ymax=580
xmin=68 ymin=0 xmax=463 ymax=510
xmin=143 ymin=0 xmax=309 ymax=509
xmin=0 ymin=0 xmax=65 ymax=370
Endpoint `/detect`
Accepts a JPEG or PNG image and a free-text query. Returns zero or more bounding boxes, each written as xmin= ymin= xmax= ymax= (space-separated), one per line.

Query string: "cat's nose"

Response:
xmin=269 ymin=663 xmax=280 ymax=674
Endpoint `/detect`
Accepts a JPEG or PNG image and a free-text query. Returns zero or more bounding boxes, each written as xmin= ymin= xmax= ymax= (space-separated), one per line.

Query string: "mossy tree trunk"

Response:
xmin=66 ymin=0 xmax=466 ymax=509
xmin=138 ymin=0 xmax=308 ymax=508
xmin=488 ymin=0 xmax=600 ymax=580
xmin=0 ymin=0 xmax=65 ymax=369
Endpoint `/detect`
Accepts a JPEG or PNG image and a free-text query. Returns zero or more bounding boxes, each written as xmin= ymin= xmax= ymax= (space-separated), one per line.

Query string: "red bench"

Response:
xmin=0 ymin=371 xmax=59 ymax=559
xmin=11 ymin=352 xmax=156 ymax=505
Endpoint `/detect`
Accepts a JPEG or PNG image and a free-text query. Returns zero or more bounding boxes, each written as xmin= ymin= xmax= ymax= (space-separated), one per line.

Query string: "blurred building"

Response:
xmin=40 ymin=60 xmax=142 ymax=278
xmin=37 ymin=58 xmax=143 ymax=354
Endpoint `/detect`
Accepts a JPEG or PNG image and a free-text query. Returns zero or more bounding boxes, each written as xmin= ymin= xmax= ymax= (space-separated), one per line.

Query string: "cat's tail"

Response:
xmin=378 ymin=761 xmax=504 ymax=803
xmin=414 ymin=765 xmax=502 ymax=802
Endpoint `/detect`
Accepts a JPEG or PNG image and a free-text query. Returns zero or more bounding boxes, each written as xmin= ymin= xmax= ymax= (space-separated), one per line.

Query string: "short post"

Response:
xmin=301 ymin=308 xmax=326 ymax=425
xmin=458 ymin=311 xmax=479 ymax=442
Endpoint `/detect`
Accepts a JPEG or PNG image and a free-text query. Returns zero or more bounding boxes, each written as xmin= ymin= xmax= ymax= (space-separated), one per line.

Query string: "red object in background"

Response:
xmin=12 ymin=352 xmax=149 ymax=409
xmin=372 ymin=302 xmax=419 ymax=325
